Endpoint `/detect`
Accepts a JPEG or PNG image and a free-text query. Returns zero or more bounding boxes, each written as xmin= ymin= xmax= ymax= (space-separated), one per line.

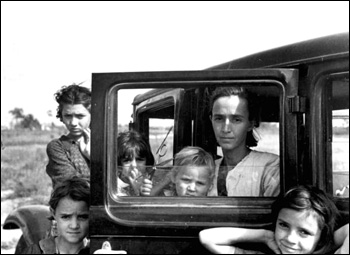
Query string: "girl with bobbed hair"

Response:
xmin=200 ymin=185 xmax=349 ymax=254
xmin=24 ymin=177 xmax=90 ymax=254
xmin=117 ymin=130 xmax=155 ymax=196
xmin=271 ymin=185 xmax=340 ymax=254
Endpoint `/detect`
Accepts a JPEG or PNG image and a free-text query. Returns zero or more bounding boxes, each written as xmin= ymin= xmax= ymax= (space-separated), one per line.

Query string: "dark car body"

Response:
xmin=89 ymin=33 xmax=349 ymax=253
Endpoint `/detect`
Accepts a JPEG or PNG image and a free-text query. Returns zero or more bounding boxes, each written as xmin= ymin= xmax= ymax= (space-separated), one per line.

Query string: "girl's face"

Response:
xmin=211 ymin=95 xmax=253 ymax=153
xmin=173 ymin=166 xmax=212 ymax=196
xmin=53 ymin=196 xmax=89 ymax=247
xmin=275 ymin=208 xmax=322 ymax=254
xmin=62 ymin=104 xmax=91 ymax=139
xmin=120 ymin=153 xmax=147 ymax=181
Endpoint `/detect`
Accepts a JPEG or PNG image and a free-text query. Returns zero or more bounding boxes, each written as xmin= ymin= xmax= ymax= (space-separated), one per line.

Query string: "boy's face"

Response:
xmin=173 ymin=166 xmax=212 ymax=196
xmin=52 ymin=196 xmax=89 ymax=246
xmin=274 ymin=208 xmax=322 ymax=254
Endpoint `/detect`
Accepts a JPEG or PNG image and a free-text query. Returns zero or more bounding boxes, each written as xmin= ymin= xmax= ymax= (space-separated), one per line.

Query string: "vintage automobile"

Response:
xmin=3 ymin=32 xmax=349 ymax=254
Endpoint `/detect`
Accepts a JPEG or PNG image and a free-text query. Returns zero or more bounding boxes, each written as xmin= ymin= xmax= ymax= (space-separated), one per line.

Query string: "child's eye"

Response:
xmin=180 ymin=178 xmax=191 ymax=183
xmin=299 ymin=230 xmax=311 ymax=237
xmin=61 ymin=215 xmax=71 ymax=220
xmin=121 ymin=158 xmax=132 ymax=164
xmin=278 ymin=222 xmax=288 ymax=229
xmin=78 ymin=215 xmax=89 ymax=221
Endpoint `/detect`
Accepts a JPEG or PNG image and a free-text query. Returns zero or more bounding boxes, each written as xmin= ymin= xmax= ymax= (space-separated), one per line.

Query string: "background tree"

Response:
xmin=9 ymin=108 xmax=41 ymax=130
xmin=9 ymin=108 xmax=24 ymax=127
xmin=21 ymin=114 xmax=41 ymax=130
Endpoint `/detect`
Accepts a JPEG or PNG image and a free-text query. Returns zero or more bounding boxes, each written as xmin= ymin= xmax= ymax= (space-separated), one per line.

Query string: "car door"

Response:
xmin=90 ymin=69 xmax=300 ymax=253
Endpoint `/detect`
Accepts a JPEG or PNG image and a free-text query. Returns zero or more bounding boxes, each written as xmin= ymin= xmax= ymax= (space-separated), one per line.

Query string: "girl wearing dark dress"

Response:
xmin=46 ymin=84 xmax=91 ymax=188
xmin=23 ymin=177 xmax=90 ymax=254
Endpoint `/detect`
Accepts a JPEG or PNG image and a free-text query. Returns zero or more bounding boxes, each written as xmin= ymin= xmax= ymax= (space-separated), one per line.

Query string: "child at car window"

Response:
xmin=141 ymin=146 xmax=215 ymax=196
xmin=117 ymin=130 xmax=155 ymax=196
xmin=23 ymin=176 xmax=90 ymax=254
xmin=199 ymin=185 xmax=349 ymax=254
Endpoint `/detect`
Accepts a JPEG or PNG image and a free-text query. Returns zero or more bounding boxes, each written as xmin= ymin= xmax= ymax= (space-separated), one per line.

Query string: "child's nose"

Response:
xmin=69 ymin=218 xmax=80 ymax=229
xmin=187 ymin=182 xmax=196 ymax=191
xmin=71 ymin=117 xmax=79 ymax=126
xmin=286 ymin=230 xmax=298 ymax=244
xmin=130 ymin=158 xmax=137 ymax=168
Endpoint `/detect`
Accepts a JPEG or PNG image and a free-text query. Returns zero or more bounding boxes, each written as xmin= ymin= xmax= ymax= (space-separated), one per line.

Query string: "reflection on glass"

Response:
xmin=332 ymin=109 xmax=349 ymax=197
xmin=149 ymin=121 xmax=174 ymax=166
xmin=331 ymin=78 xmax=349 ymax=198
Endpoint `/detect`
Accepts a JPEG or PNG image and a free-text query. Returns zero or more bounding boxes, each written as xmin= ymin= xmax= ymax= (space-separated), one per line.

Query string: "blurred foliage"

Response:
xmin=9 ymin=107 xmax=42 ymax=130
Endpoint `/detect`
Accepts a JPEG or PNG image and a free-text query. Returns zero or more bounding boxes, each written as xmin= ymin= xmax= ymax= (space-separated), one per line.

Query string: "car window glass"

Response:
xmin=114 ymin=84 xmax=281 ymax=198
xmin=332 ymin=79 xmax=349 ymax=198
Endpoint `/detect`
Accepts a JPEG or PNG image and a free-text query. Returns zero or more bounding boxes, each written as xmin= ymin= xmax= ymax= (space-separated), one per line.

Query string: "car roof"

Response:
xmin=208 ymin=32 xmax=349 ymax=70
xmin=133 ymin=33 xmax=349 ymax=105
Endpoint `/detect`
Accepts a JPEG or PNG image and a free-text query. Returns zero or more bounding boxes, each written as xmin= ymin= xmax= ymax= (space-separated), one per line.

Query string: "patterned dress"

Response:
xmin=23 ymin=237 xmax=89 ymax=254
xmin=46 ymin=135 xmax=90 ymax=188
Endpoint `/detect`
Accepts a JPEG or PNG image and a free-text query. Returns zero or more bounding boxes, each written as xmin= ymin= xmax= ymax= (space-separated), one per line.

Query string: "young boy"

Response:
xmin=141 ymin=146 xmax=215 ymax=196
xmin=24 ymin=177 xmax=90 ymax=254
xmin=199 ymin=185 xmax=349 ymax=254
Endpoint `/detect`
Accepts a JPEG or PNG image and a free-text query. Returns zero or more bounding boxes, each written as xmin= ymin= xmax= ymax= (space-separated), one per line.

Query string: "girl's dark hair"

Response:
xmin=49 ymin=176 xmax=90 ymax=212
xmin=55 ymin=84 xmax=91 ymax=121
xmin=117 ymin=131 xmax=155 ymax=166
xmin=209 ymin=86 xmax=259 ymax=147
xmin=271 ymin=185 xmax=340 ymax=254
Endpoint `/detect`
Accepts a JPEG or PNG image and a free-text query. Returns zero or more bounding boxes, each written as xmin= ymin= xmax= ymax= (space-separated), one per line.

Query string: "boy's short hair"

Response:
xmin=49 ymin=176 xmax=90 ymax=212
xmin=271 ymin=185 xmax=339 ymax=254
xmin=172 ymin=146 xmax=215 ymax=181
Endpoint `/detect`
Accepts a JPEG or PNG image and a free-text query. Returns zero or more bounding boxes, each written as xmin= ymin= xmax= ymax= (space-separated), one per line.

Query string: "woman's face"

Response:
xmin=62 ymin=104 xmax=91 ymax=139
xmin=173 ymin=166 xmax=213 ymax=196
xmin=211 ymin=95 xmax=253 ymax=153
xmin=274 ymin=208 xmax=322 ymax=254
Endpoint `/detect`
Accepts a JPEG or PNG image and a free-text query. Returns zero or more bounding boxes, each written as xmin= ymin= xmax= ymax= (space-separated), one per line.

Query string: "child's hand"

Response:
xmin=264 ymin=230 xmax=281 ymax=254
xmin=79 ymin=128 xmax=91 ymax=160
xmin=126 ymin=168 xmax=142 ymax=196
xmin=127 ymin=168 xmax=139 ymax=184
xmin=140 ymin=178 xmax=153 ymax=196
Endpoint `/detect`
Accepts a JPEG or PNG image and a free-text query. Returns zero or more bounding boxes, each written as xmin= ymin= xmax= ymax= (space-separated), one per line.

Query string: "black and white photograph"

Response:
xmin=1 ymin=1 xmax=349 ymax=254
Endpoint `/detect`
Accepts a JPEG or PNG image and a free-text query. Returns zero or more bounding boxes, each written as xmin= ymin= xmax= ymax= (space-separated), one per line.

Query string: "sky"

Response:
xmin=1 ymin=1 xmax=349 ymax=127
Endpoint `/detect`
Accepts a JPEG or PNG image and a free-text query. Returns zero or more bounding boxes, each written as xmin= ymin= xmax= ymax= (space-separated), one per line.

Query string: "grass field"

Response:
xmin=1 ymin=128 xmax=65 ymax=204
xmin=1 ymin=126 xmax=348 ymax=202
